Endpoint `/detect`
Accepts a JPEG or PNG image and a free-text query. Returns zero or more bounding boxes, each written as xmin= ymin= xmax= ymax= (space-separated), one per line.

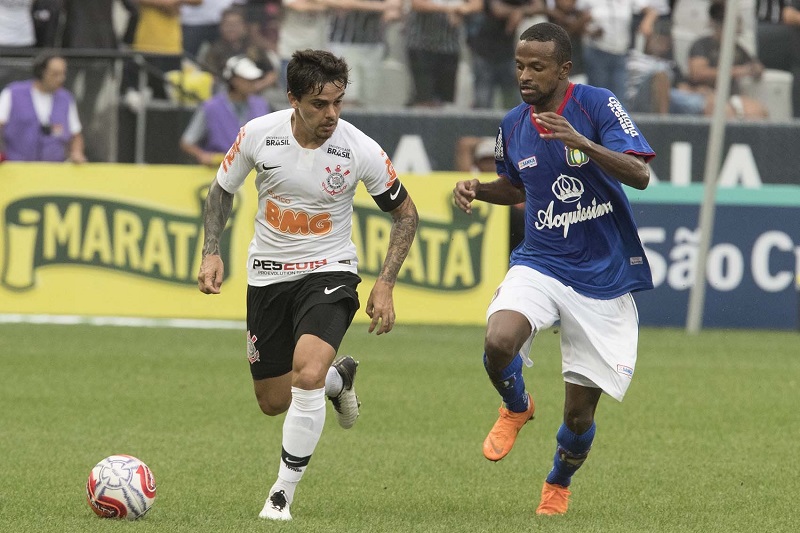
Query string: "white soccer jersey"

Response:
xmin=216 ymin=108 xmax=398 ymax=286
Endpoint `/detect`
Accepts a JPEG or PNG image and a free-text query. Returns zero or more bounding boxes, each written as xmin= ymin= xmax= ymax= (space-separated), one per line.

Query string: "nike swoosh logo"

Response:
xmin=324 ymin=285 xmax=346 ymax=295
xmin=389 ymin=181 xmax=401 ymax=200
xmin=261 ymin=164 xmax=281 ymax=171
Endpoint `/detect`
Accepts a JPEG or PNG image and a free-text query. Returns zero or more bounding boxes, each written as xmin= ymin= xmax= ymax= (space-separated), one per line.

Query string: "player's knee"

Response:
xmin=255 ymin=391 xmax=290 ymax=416
xmin=291 ymin=364 xmax=327 ymax=390
xmin=484 ymin=332 xmax=520 ymax=361
xmin=485 ymin=311 xmax=530 ymax=362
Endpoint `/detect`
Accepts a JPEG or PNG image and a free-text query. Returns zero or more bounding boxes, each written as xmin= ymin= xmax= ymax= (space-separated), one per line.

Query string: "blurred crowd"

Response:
xmin=0 ymin=0 xmax=798 ymax=163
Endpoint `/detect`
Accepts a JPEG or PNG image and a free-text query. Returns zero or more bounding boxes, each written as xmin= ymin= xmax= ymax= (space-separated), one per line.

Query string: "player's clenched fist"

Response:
xmin=198 ymin=254 xmax=224 ymax=294
xmin=454 ymin=179 xmax=480 ymax=214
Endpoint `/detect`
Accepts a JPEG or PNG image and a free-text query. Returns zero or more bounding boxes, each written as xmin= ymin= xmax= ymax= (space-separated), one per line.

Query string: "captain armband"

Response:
xmin=371 ymin=179 xmax=408 ymax=212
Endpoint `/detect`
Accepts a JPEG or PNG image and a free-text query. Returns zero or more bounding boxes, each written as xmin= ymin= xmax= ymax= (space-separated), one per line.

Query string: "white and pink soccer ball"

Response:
xmin=86 ymin=455 xmax=156 ymax=520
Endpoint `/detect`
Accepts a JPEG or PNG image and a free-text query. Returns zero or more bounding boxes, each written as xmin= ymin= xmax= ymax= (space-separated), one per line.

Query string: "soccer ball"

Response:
xmin=86 ymin=455 xmax=156 ymax=520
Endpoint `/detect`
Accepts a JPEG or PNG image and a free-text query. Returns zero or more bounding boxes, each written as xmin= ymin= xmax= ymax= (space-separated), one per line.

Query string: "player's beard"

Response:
xmin=520 ymin=83 xmax=559 ymax=108
xmin=520 ymin=86 xmax=546 ymax=107
xmin=317 ymin=120 xmax=338 ymax=139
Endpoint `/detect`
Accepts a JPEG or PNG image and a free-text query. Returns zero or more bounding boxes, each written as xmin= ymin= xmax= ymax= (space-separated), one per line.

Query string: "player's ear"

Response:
xmin=287 ymin=91 xmax=299 ymax=109
xmin=560 ymin=61 xmax=572 ymax=80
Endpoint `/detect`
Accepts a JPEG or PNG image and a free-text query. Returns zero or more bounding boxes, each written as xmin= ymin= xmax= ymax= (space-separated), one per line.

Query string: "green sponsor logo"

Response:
xmin=2 ymin=187 xmax=236 ymax=290
xmin=566 ymin=147 xmax=589 ymax=167
xmin=352 ymin=198 xmax=491 ymax=291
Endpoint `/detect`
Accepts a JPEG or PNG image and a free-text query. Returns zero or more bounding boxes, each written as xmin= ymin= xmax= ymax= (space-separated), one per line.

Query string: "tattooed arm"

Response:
xmin=197 ymin=179 xmax=234 ymax=294
xmin=366 ymin=195 xmax=419 ymax=335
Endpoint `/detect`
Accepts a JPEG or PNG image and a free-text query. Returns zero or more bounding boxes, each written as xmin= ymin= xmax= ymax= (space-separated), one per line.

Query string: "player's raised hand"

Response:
xmin=198 ymin=255 xmax=224 ymax=294
xmin=453 ymin=178 xmax=480 ymax=214
xmin=533 ymin=112 xmax=588 ymax=150
xmin=365 ymin=280 xmax=396 ymax=335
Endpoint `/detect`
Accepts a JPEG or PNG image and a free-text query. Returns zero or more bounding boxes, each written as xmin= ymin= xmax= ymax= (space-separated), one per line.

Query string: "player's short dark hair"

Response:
xmin=519 ymin=22 xmax=572 ymax=65
xmin=286 ymin=49 xmax=349 ymax=99
xmin=32 ymin=51 xmax=61 ymax=80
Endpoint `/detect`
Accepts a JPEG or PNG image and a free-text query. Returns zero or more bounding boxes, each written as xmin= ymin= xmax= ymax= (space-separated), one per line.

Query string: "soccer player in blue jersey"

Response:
xmin=453 ymin=22 xmax=655 ymax=516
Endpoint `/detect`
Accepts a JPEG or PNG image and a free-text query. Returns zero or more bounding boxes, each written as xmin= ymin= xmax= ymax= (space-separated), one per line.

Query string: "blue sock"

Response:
xmin=545 ymin=422 xmax=596 ymax=487
xmin=484 ymin=353 xmax=529 ymax=413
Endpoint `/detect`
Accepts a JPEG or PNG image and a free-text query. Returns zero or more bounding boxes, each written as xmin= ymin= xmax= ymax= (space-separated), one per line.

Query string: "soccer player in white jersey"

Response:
xmin=454 ymin=23 xmax=655 ymax=516
xmin=197 ymin=49 xmax=419 ymax=521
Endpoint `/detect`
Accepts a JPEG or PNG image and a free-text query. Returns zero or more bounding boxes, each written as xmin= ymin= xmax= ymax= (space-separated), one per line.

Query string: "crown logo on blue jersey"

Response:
xmin=551 ymin=174 xmax=584 ymax=203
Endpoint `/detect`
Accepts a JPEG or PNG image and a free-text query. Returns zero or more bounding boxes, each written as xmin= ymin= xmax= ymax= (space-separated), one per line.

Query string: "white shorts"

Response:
xmin=486 ymin=265 xmax=640 ymax=402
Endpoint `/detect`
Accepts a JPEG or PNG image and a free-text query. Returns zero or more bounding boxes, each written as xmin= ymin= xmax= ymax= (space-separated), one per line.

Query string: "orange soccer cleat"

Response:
xmin=482 ymin=392 xmax=534 ymax=461
xmin=535 ymin=482 xmax=571 ymax=515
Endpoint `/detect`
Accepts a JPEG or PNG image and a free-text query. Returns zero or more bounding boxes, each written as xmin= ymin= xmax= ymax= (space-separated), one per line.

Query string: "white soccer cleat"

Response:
xmin=259 ymin=489 xmax=292 ymax=521
xmin=329 ymin=356 xmax=360 ymax=429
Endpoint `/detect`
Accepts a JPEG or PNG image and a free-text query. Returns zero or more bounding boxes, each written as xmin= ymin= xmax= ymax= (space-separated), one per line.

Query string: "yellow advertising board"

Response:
xmin=0 ymin=163 xmax=508 ymax=325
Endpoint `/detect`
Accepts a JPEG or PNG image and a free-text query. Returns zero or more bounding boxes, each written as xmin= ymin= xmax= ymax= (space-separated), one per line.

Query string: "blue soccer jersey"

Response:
xmin=497 ymin=83 xmax=655 ymax=299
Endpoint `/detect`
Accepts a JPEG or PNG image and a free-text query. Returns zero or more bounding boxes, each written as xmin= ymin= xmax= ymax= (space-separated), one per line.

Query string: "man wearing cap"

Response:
xmin=181 ymin=55 xmax=272 ymax=166
xmin=455 ymin=135 xmax=497 ymax=174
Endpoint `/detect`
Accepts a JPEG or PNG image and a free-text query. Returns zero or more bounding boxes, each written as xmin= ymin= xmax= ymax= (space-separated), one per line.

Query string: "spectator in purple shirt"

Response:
xmin=0 ymin=52 xmax=87 ymax=163
xmin=180 ymin=55 xmax=271 ymax=166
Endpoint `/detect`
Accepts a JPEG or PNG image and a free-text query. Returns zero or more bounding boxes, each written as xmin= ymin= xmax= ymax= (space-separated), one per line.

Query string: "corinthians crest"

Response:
xmin=322 ymin=165 xmax=350 ymax=196
xmin=247 ymin=331 xmax=260 ymax=364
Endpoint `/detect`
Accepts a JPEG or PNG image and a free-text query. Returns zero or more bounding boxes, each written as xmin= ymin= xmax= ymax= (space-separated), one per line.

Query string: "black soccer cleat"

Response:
xmin=329 ymin=356 xmax=360 ymax=429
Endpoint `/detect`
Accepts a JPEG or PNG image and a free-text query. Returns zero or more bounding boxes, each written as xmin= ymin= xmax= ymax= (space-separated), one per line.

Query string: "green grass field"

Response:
xmin=1 ymin=323 xmax=798 ymax=532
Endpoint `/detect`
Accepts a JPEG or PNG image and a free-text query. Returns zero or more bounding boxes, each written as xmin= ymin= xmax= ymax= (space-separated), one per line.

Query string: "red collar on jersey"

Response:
xmin=530 ymin=82 xmax=575 ymax=135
